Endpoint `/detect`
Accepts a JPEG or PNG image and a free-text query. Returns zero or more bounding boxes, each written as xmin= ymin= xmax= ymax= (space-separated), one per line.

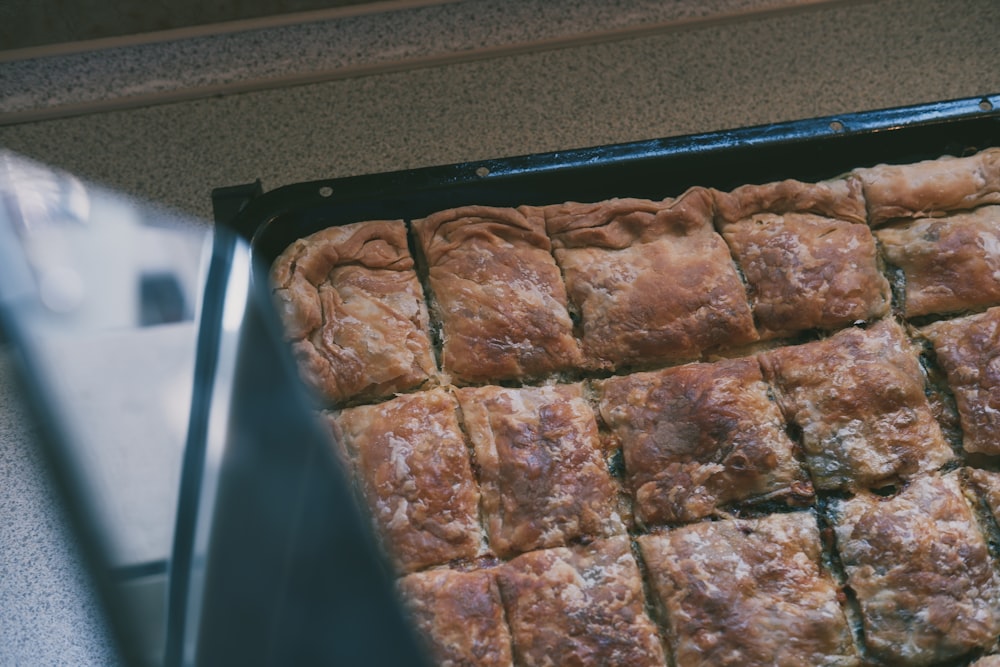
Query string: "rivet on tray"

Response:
xmin=828 ymin=120 xmax=845 ymax=132
xmin=980 ymin=99 xmax=994 ymax=112
xmin=475 ymin=166 xmax=491 ymax=178
xmin=318 ymin=186 xmax=334 ymax=197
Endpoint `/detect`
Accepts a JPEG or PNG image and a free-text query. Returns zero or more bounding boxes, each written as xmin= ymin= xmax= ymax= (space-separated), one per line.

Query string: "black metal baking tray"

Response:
xmin=217 ymin=94 xmax=1000 ymax=263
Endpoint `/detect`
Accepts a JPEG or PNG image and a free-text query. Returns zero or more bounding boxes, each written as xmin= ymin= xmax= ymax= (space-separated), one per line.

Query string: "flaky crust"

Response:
xmin=876 ymin=205 xmax=1000 ymax=318
xmin=541 ymin=188 xmax=757 ymax=370
xmin=638 ymin=512 xmax=858 ymax=667
xmin=713 ymin=176 xmax=867 ymax=225
xmin=497 ymin=536 xmax=667 ymax=667
xmin=759 ymin=318 xmax=954 ymax=491
xmin=853 ymin=148 xmax=1000 ymax=227
xmin=398 ymin=568 xmax=513 ymax=667
xmin=330 ymin=388 xmax=484 ymax=573
xmin=828 ymin=472 xmax=1000 ymax=665
xmin=596 ymin=357 xmax=811 ymax=526
xmin=412 ymin=205 xmax=581 ymax=384
xmin=270 ymin=219 xmax=437 ymax=405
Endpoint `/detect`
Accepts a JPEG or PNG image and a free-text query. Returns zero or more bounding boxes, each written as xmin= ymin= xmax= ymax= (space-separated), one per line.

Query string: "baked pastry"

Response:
xmin=540 ymin=187 xmax=757 ymax=370
xmin=637 ymin=511 xmax=859 ymax=667
xmin=759 ymin=317 xmax=954 ymax=491
xmin=412 ymin=205 xmax=582 ymax=384
xmin=454 ymin=383 xmax=625 ymax=558
xmin=827 ymin=471 xmax=1000 ymax=665
xmin=713 ymin=177 xmax=891 ymax=338
xmin=496 ymin=536 xmax=667 ymax=667
xmin=921 ymin=306 xmax=1000 ymax=455
xmin=270 ymin=219 xmax=438 ymax=405
xmin=397 ymin=568 xmax=513 ymax=667
xmin=596 ymin=356 xmax=812 ymax=526
xmin=328 ymin=388 xmax=484 ymax=573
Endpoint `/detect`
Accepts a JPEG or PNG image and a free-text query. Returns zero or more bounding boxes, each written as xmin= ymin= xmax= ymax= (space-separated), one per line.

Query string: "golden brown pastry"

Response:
xmin=876 ymin=206 xmax=1000 ymax=318
xmin=714 ymin=178 xmax=890 ymax=338
xmin=853 ymin=148 xmax=1000 ymax=227
xmin=596 ymin=357 xmax=811 ymax=526
xmin=540 ymin=187 xmax=757 ymax=371
xmin=828 ymin=471 xmax=1000 ymax=665
xmin=921 ymin=307 xmax=1000 ymax=455
xmin=759 ymin=318 xmax=954 ymax=491
xmin=329 ymin=388 xmax=484 ymax=573
xmin=637 ymin=511 xmax=858 ymax=667
xmin=496 ymin=536 xmax=667 ymax=667
xmin=455 ymin=383 xmax=625 ymax=558
xmin=270 ymin=219 xmax=438 ymax=405
xmin=397 ymin=568 xmax=513 ymax=667
xmin=412 ymin=205 xmax=582 ymax=384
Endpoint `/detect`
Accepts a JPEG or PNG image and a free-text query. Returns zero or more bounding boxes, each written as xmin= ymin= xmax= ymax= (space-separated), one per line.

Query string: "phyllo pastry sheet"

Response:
xmin=398 ymin=568 xmax=513 ymax=667
xmin=921 ymin=307 xmax=1000 ymax=455
xmin=540 ymin=187 xmax=757 ymax=371
xmin=596 ymin=357 xmax=812 ymax=526
xmin=412 ymin=205 xmax=582 ymax=384
xmin=496 ymin=536 xmax=667 ymax=667
xmin=637 ymin=511 xmax=858 ymax=667
xmin=455 ymin=383 xmax=625 ymax=558
xmin=713 ymin=178 xmax=890 ymax=338
xmin=828 ymin=471 xmax=1000 ymax=665
xmin=329 ymin=388 xmax=485 ymax=573
xmin=759 ymin=318 xmax=954 ymax=491
xmin=269 ymin=219 xmax=438 ymax=405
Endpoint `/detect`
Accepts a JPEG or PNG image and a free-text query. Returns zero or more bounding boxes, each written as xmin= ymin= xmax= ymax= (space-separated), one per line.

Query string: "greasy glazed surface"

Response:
xmin=967 ymin=467 xmax=1000 ymax=525
xmin=269 ymin=219 xmax=438 ymax=405
xmin=497 ymin=536 xmax=667 ymax=667
xmin=637 ymin=512 xmax=858 ymax=667
xmin=712 ymin=177 xmax=867 ymax=226
xmin=853 ymin=148 xmax=1000 ymax=227
xmin=597 ymin=357 xmax=811 ymax=526
xmin=829 ymin=472 xmax=1000 ymax=665
xmin=330 ymin=388 xmax=484 ymax=573
xmin=718 ymin=210 xmax=889 ymax=338
xmin=455 ymin=383 xmax=624 ymax=558
xmin=412 ymin=205 xmax=581 ymax=384
xmin=542 ymin=188 xmax=757 ymax=370
xmin=759 ymin=318 xmax=954 ymax=491
xmin=876 ymin=206 xmax=1000 ymax=318
xmin=398 ymin=568 xmax=513 ymax=667
xmin=922 ymin=307 xmax=1000 ymax=454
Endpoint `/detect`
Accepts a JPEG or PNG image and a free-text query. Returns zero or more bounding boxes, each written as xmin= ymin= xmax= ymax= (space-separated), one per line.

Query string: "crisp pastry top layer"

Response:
xmin=455 ymin=383 xmax=625 ymax=558
xmin=759 ymin=318 xmax=954 ymax=491
xmin=714 ymin=179 xmax=890 ymax=338
xmin=269 ymin=219 xmax=438 ymax=405
xmin=397 ymin=568 xmax=513 ymax=667
xmin=496 ymin=536 xmax=667 ymax=667
xmin=329 ymin=387 xmax=484 ymax=573
xmin=921 ymin=306 xmax=1000 ymax=455
xmin=853 ymin=147 xmax=1000 ymax=227
xmin=541 ymin=187 xmax=757 ymax=370
xmin=828 ymin=471 xmax=1000 ymax=666
xmin=596 ymin=357 xmax=811 ymax=526
xmin=876 ymin=205 xmax=1000 ymax=318
xmin=412 ymin=205 xmax=581 ymax=384
xmin=637 ymin=511 xmax=858 ymax=667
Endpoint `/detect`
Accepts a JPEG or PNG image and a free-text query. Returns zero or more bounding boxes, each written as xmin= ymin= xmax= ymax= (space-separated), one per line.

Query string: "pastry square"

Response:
xmin=412 ymin=205 xmax=581 ymax=384
xmin=270 ymin=219 xmax=438 ymax=406
xmin=876 ymin=205 xmax=1000 ymax=318
xmin=497 ymin=536 xmax=667 ymax=667
xmin=714 ymin=178 xmax=890 ymax=338
xmin=540 ymin=187 xmax=757 ymax=371
xmin=853 ymin=148 xmax=1000 ymax=227
xmin=398 ymin=568 xmax=513 ymax=667
xmin=921 ymin=307 xmax=1000 ymax=455
xmin=637 ymin=512 xmax=858 ymax=667
xmin=455 ymin=383 xmax=625 ymax=558
xmin=759 ymin=318 xmax=954 ymax=491
xmin=329 ymin=388 xmax=484 ymax=573
xmin=828 ymin=472 xmax=1000 ymax=665
xmin=596 ymin=357 xmax=812 ymax=526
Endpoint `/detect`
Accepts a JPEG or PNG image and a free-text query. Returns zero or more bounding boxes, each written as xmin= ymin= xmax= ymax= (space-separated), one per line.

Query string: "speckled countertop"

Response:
xmin=1 ymin=0 xmax=999 ymax=664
